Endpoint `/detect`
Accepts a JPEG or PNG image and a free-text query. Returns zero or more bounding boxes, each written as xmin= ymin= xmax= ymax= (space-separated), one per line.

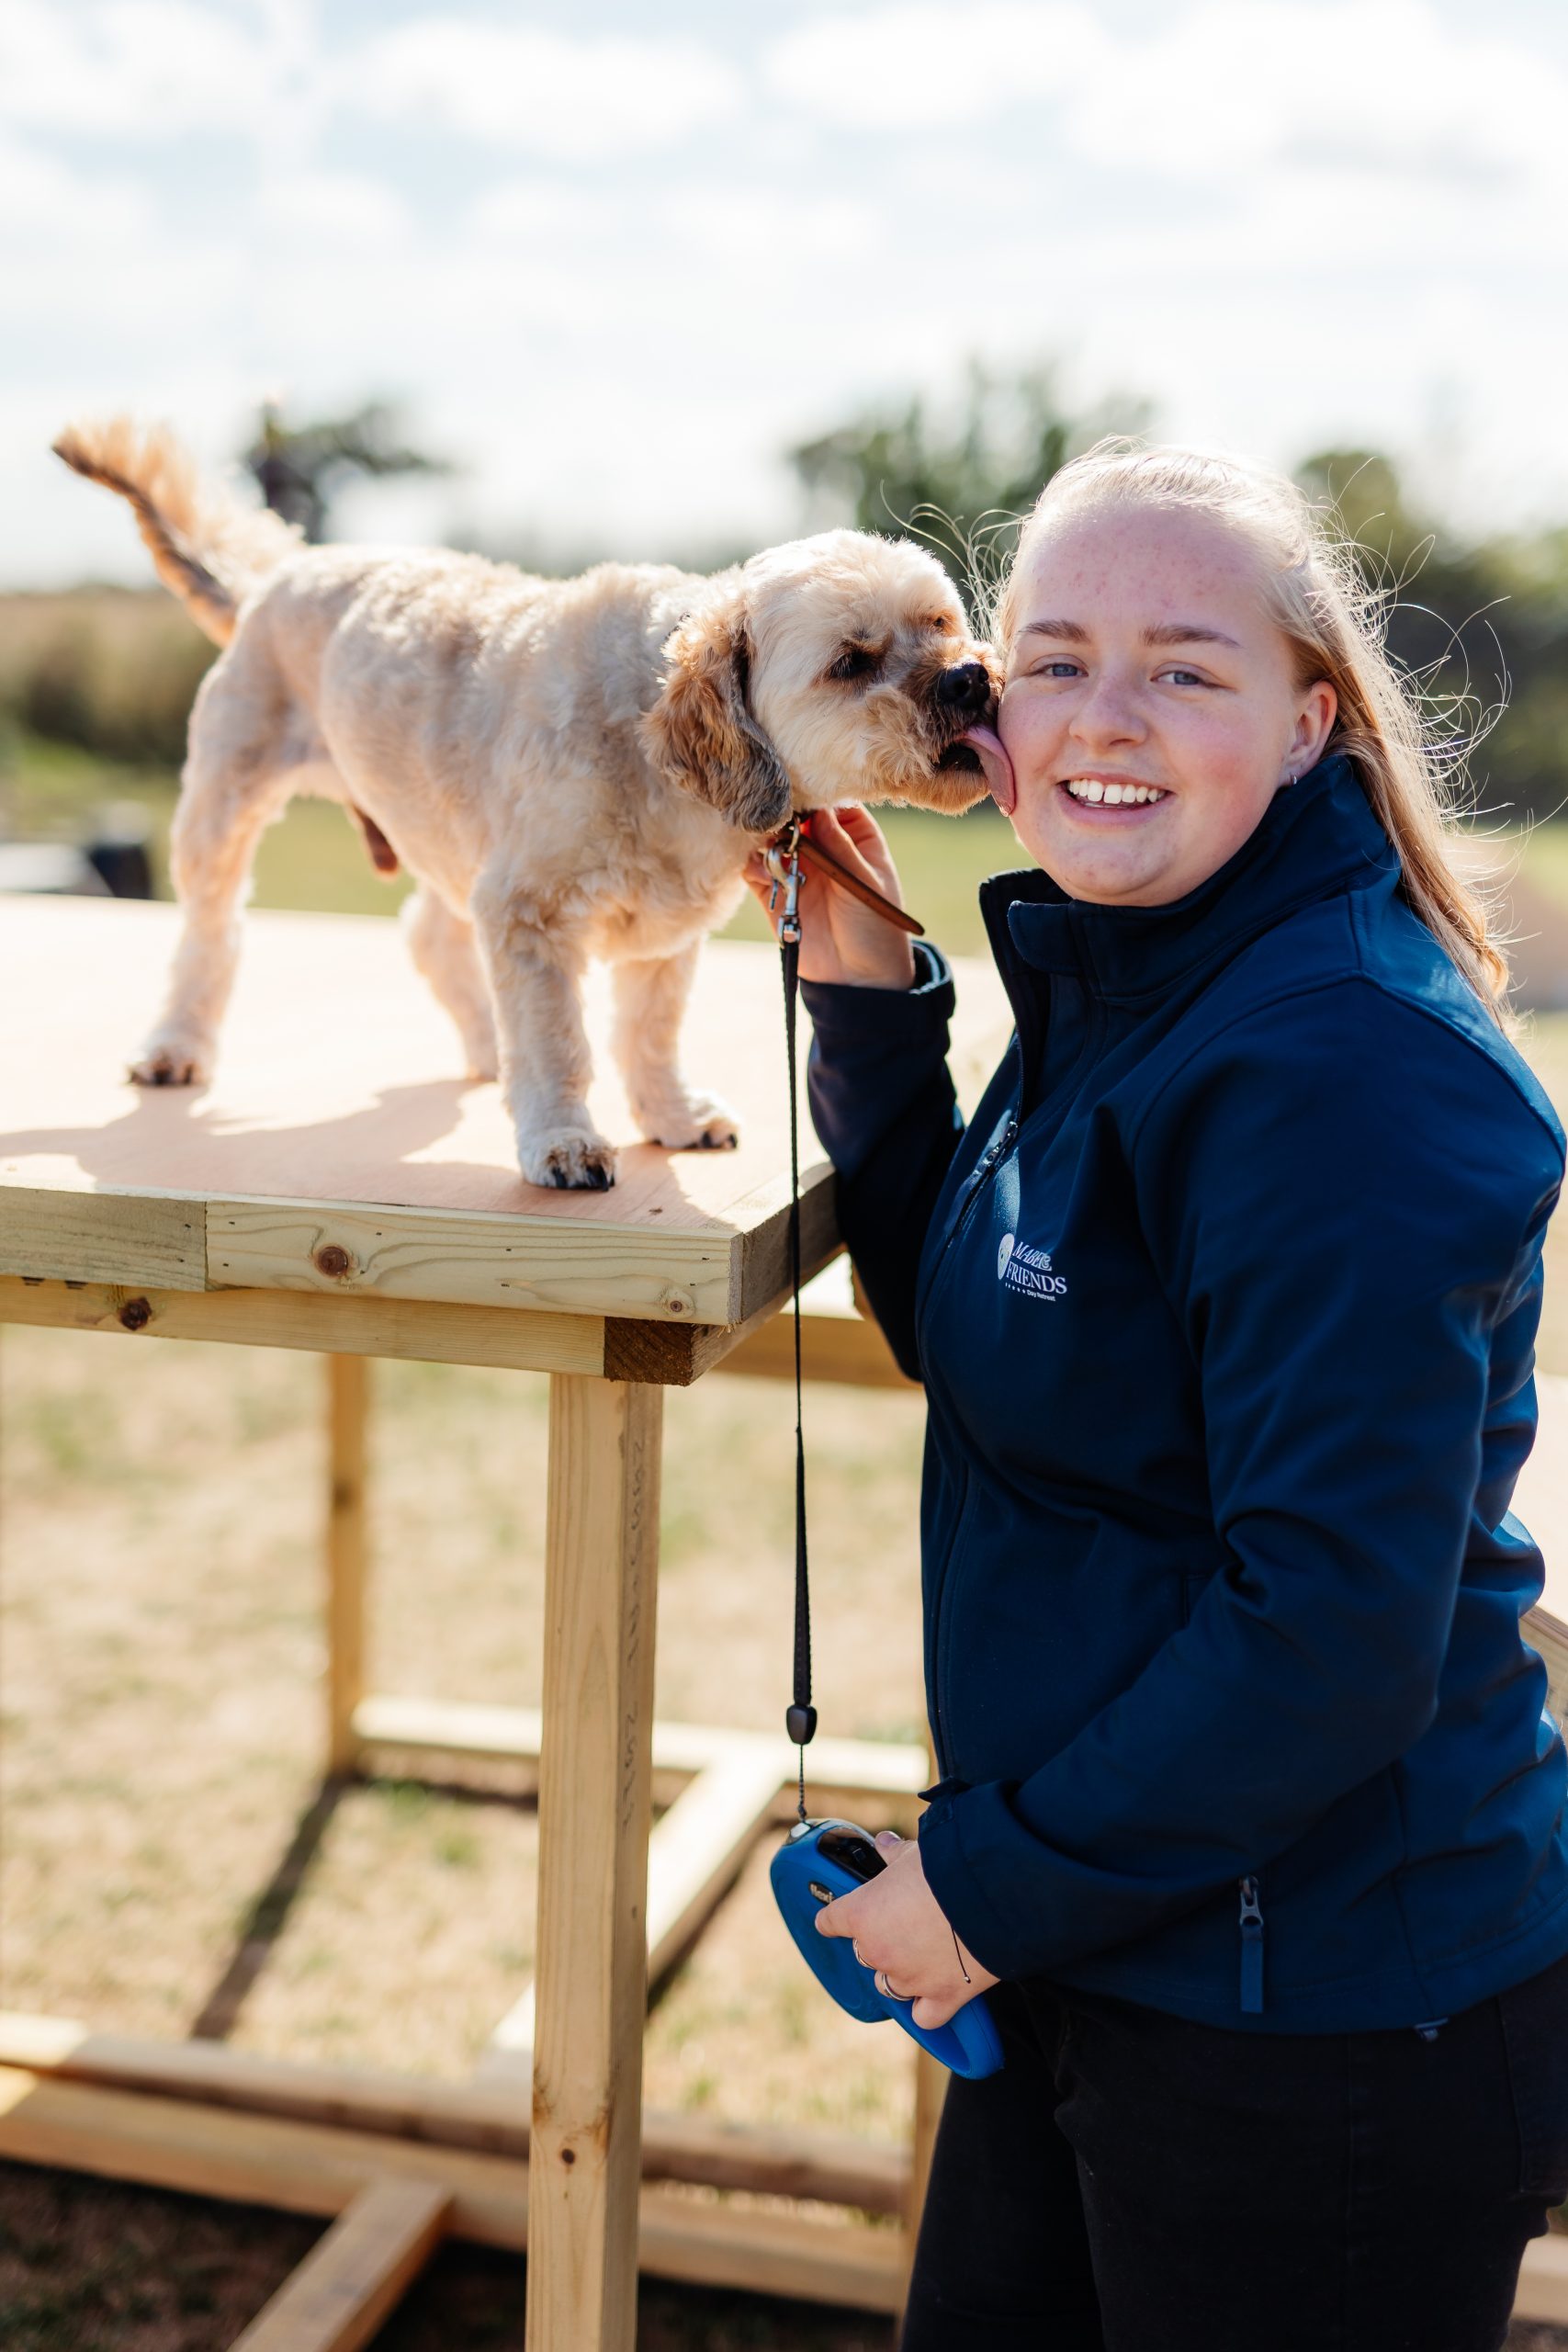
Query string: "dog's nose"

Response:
xmin=934 ymin=662 xmax=991 ymax=717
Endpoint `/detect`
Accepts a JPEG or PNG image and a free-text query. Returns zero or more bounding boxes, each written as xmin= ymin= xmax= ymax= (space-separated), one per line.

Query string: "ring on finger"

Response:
xmin=874 ymin=1967 xmax=908 ymax=2003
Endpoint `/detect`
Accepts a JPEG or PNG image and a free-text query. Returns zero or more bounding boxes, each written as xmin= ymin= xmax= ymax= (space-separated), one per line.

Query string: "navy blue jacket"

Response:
xmin=803 ymin=752 xmax=1568 ymax=2030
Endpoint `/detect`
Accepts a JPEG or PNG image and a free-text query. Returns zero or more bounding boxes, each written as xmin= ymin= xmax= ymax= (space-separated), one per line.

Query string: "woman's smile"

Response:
xmin=1057 ymin=772 xmax=1171 ymax=814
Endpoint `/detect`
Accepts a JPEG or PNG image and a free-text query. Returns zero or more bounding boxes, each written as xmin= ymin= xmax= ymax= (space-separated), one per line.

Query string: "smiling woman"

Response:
xmin=749 ymin=439 xmax=1568 ymax=2351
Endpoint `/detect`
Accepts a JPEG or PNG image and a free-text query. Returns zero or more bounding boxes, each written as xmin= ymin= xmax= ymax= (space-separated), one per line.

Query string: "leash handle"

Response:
xmin=765 ymin=826 xmax=816 ymax=1820
xmin=794 ymin=829 xmax=925 ymax=937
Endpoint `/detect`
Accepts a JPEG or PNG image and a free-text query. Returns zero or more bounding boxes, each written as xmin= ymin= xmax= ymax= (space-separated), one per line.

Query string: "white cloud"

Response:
xmin=350 ymin=21 xmax=745 ymax=161
xmin=0 ymin=0 xmax=286 ymax=135
xmin=766 ymin=3 xmax=1102 ymax=128
xmin=766 ymin=0 xmax=1565 ymax=192
xmin=1063 ymin=1 xmax=1563 ymax=186
xmin=255 ymin=172 xmax=409 ymax=244
xmin=467 ymin=180 xmax=628 ymax=243
xmin=0 ymin=134 xmax=156 ymax=245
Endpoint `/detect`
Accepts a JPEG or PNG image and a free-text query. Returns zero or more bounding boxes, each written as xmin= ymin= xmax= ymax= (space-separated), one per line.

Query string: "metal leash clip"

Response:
xmin=763 ymin=819 xmax=804 ymax=945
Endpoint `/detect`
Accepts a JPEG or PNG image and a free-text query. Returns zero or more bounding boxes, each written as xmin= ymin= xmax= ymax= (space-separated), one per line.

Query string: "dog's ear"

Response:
xmin=643 ymin=591 xmax=793 ymax=832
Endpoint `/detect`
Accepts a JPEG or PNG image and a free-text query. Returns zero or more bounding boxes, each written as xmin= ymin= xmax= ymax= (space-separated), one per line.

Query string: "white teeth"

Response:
xmin=1064 ymin=778 xmax=1166 ymax=806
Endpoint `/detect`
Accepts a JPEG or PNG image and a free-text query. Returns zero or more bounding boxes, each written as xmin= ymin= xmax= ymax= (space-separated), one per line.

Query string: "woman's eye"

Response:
xmin=828 ymin=645 xmax=883 ymax=683
xmin=1160 ymin=666 xmax=1207 ymax=687
xmin=1032 ymin=661 xmax=1082 ymax=680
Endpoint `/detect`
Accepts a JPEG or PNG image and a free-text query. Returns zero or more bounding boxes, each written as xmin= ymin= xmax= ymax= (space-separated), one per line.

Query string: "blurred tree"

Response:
xmin=1297 ymin=448 xmax=1568 ymax=822
xmin=788 ymin=360 xmax=1151 ymax=600
xmin=243 ymin=400 xmax=453 ymax=542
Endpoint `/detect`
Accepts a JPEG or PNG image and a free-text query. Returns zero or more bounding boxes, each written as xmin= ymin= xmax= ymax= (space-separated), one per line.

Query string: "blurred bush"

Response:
xmin=0 ymin=587 xmax=213 ymax=769
xmin=1296 ymin=450 xmax=1568 ymax=826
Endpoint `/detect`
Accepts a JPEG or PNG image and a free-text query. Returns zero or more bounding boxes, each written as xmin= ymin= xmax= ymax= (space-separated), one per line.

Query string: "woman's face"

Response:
xmin=995 ymin=503 xmax=1338 ymax=906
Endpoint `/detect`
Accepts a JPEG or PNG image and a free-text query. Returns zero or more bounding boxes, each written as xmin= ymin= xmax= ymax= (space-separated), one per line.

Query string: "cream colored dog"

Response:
xmin=54 ymin=419 xmax=999 ymax=1188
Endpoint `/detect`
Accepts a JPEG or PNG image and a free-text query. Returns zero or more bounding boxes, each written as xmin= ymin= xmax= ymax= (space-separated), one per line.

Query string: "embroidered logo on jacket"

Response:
xmin=997 ymin=1233 xmax=1068 ymax=1301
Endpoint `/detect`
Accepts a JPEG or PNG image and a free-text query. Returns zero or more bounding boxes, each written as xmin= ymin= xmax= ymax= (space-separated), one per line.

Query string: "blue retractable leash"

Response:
xmin=761 ymin=820 xmax=1004 ymax=2081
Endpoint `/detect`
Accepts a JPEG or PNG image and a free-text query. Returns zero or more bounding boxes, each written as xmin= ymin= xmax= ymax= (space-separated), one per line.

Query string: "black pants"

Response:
xmin=900 ymin=1947 xmax=1568 ymax=2352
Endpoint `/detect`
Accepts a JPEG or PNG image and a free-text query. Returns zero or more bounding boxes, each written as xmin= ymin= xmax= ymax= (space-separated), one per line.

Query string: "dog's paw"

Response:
xmin=128 ymin=1037 xmax=212 ymax=1088
xmin=644 ymin=1093 xmax=742 ymax=1153
xmin=522 ymin=1128 xmax=619 ymax=1191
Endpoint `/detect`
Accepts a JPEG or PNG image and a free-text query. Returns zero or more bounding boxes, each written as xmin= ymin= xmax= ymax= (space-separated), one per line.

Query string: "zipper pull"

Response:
xmin=983 ymin=1116 xmax=1019 ymax=1171
xmin=1238 ymin=1875 xmax=1265 ymax=2015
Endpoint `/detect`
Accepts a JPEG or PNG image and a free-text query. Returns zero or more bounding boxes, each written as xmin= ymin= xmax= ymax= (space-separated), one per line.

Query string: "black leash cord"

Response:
xmin=767 ymin=827 xmax=817 ymax=1819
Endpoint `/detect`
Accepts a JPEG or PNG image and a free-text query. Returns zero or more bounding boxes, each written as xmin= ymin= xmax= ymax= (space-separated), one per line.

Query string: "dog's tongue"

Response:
xmin=961 ymin=724 xmax=1015 ymax=816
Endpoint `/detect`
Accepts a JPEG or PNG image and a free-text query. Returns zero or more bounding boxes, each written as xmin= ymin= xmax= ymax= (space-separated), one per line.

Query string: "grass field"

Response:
xmin=4 ymin=729 xmax=1568 ymax=2346
xmin=9 ymin=728 xmax=1568 ymax=955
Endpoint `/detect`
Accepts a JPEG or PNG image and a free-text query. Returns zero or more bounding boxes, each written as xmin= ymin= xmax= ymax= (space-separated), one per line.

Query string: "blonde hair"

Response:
xmin=991 ymin=439 xmax=1513 ymax=1024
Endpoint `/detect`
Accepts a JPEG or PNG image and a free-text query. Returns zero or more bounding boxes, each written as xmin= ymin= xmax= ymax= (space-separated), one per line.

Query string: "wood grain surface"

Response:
xmin=0 ymin=895 xmax=1011 ymax=1325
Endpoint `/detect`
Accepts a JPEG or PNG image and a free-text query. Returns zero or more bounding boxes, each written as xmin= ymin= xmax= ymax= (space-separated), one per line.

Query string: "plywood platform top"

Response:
xmin=0 ymin=894 xmax=1010 ymax=1329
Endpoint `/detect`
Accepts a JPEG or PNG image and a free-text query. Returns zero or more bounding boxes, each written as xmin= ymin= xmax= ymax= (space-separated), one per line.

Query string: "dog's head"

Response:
xmin=642 ymin=531 xmax=1001 ymax=832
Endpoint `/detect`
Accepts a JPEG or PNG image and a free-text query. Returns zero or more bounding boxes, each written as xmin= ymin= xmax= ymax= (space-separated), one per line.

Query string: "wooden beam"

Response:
xmin=481 ymin=1745 xmax=784 ymax=2077
xmin=0 ymin=2064 xmax=525 ymax=2242
xmin=0 ymin=1184 xmax=205 ymax=1291
xmin=644 ymin=1747 xmax=791 ymax=1980
xmin=0 ymin=2067 xmax=905 ymax=2308
xmin=325 ymin=1357 xmax=369 ymax=1779
xmin=0 ymin=1275 xmax=605 ymax=1376
xmin=229 ymin=2179 xmax=451 ymax=2352
xmin=209 ymin=1197 xmax=738 ymax=1325
xmin=352 ymin=1693 xmax=929 ymax=1816
xmin=0 ymin=2014 xmax=909 ymax=2215
xmin=527 ymin=1374 xmax=663 ymax=2352
xmin=714 ymin=1308 xmax=917 ymax=1390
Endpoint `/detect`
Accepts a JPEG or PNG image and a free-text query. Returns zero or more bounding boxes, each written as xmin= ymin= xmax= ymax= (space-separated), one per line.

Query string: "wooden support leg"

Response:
xmin=527 ymin=1374 xmax=662 ymax=2352
xmin=325 ymin=1355 xmax=369 ymax=1780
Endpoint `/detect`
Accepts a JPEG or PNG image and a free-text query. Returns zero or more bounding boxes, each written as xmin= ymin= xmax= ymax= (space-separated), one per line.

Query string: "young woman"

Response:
xmin=747 ymin=444 xmax=1568 ymax=2350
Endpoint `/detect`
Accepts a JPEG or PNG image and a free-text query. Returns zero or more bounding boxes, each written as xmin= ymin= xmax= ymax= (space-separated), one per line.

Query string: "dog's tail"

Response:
xmin=51 ymin=416 xmax=302 ymax=647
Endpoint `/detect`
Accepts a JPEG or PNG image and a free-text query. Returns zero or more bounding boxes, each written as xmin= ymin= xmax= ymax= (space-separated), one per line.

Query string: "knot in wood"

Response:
xmin=661 ymin=1288 xmax=694 ymax=1317
xmin=314 ymin=1244 xmax=355 ymax=1280
xmin=118 ymin=1297 xmax=152 ymax=1331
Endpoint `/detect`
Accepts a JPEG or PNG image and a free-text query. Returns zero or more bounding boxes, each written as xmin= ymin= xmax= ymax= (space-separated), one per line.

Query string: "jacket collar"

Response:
xmin=980 ymin=751 xmax=1397 ymax=1002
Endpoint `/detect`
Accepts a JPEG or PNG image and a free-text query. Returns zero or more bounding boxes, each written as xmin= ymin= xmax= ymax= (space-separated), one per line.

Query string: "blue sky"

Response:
xmin=6 ymin=0 xmax=1567 ymax=586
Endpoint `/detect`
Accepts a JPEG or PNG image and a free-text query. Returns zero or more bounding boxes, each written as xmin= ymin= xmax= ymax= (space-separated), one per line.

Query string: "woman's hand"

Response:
xmin=743 ymin=805 xmax=918 ymax=989
xmin=813 ymin=1828 xmax=1000 ymax=2030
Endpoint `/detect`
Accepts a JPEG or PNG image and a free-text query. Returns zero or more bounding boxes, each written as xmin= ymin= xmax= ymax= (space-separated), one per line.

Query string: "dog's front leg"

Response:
xmin=470 ymin=884 xmax=616 ymax=1190
xmin=610 ymin=942 xmax=740 ymax=1152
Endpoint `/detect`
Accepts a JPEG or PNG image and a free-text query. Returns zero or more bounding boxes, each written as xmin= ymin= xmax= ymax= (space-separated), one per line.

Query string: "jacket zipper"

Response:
xmin=922 ymin=1114 xmax=1019 ymax=1780
xmin=1238 ymin=1874 xmax=1265 ymax=2014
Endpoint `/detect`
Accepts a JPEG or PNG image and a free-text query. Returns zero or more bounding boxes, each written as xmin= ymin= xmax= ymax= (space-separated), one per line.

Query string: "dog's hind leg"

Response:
xmin=400 ymin=887 xmax=498 ymax=1080
xmin=469 ymin=878 xmax=616 ymax=1189
xmin=609 ymin=942 xmax=739 ymax=1151
xmin=130 ymin=650 xmax=294 ymax=1086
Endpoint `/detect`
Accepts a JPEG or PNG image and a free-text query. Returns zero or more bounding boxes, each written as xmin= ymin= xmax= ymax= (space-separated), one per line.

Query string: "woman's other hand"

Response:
xmin=743 ymin=805 xmax=917 ymax=989
xmin=813 ymin=1827 xmax=1000 ymax=2030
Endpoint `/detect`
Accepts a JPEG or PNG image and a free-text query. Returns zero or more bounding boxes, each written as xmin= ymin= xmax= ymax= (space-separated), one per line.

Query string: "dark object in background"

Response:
xmin=83 ymin=799 xmax=154 ymax=899
xmin=0 ymin=800 xmax=154 ymax=899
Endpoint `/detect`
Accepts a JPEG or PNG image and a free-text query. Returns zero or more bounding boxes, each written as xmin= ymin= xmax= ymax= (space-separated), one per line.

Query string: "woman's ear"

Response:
xmin=643 ymin=587 xmax=793 ymax=832
xmin=1292 ymin=678 xmax=1338 ymax=775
